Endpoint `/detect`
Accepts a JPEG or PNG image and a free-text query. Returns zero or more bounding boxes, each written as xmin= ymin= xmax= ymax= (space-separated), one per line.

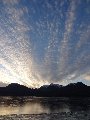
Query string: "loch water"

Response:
xmin=0 ymin=97 xmax=90 ymax=115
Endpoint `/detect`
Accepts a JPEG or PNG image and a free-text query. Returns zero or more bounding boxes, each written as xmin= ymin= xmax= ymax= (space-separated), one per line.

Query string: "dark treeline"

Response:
xmin=0 ymin=82 xmax=90 ymax=97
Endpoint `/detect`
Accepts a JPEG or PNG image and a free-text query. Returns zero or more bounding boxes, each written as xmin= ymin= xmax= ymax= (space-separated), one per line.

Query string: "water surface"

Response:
xmin=0 ymin=97 xmax=90 ymax=115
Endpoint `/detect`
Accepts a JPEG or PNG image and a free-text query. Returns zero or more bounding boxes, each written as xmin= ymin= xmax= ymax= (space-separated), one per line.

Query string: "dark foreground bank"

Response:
xmin=0 ymin=112 xmax=90 ymax=120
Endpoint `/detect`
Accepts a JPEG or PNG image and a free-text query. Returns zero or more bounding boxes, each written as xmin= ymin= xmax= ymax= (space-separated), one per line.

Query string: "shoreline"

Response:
xmin=0 ymin=112 xmax=89 ymax=120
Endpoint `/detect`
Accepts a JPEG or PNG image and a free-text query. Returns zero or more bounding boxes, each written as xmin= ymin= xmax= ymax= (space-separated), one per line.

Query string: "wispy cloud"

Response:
xmin=0 ymin=0 xmax=90 ymax=87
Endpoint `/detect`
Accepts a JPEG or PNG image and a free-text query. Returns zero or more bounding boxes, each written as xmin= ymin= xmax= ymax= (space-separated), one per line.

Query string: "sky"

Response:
xmin=0 ymin=0 xmax=90 ymax=88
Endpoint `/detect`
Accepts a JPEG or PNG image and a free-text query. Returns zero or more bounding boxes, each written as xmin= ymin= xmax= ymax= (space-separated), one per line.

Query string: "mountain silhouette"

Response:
xmin=0 ymin=82 xmax=90 ymax=97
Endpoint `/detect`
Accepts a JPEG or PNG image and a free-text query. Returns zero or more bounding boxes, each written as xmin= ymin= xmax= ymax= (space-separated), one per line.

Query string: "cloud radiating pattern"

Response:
xmin=0 ymin=0 xmax=90 ymax=87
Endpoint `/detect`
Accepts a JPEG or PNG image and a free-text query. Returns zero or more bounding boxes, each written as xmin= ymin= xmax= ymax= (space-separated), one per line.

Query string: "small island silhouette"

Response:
xmin=0 ymin=82 xmax=90 ymax=97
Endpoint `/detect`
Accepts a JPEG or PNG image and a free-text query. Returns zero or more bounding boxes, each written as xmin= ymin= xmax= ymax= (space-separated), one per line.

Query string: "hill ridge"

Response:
xmin=0 ymin=82 xmax=89 ymax=97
